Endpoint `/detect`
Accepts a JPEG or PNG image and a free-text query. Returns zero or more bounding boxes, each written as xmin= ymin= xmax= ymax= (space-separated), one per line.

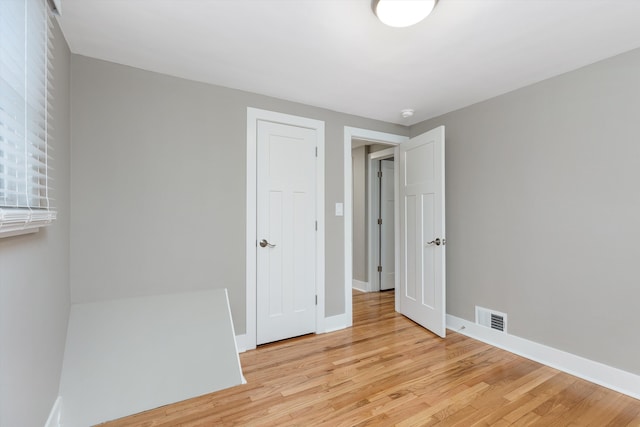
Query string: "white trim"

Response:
xmin=352 ymin=279 xmax=370 ymax=293
xmin=0 ymin=208 xmax=55 ymax=238
xmin=45 ymin=396 xmax=62 ymax=427
xmin=369 ymin=147 xmax=396 ymax=160
xmin=322 ymin=313 xmax=349 ymax=334
xmin=316 ymin=132 xmax=326 ymax=337
xmin=247 ymin=108 xmax=325 ymax=350
xmin=0 ymin=227 xmax=38 ymax=239
xmin=393 ymin=148 xmax=401 ymax=313
xmin=447 ymin=314 xmax=640 ymax=400
xmin=344 ymin=127 xmax=408 ymax=327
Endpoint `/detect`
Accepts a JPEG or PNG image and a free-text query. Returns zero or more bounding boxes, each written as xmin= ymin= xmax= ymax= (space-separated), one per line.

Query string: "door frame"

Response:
xmin=246 ymin=108 xmax=325 ymax=351
xmin=343 ymin=127 xmax=408 ymax=325
xmin=368 ymin=148 xmax=395 ymax=292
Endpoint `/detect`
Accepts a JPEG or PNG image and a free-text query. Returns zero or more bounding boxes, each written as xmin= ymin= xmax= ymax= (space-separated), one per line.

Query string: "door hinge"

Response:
xmin=378 ymin=266 xmax=382 ymax=273
xmin=315 ymin=146 xmax=318 ymax=157
xmin=377 ymin=218 xmax=382 ymax=225
xmin=315 ymin=220 xmax=318 ymax=231
xmin=378 ymin=170 xmax=382 ymax=178
xmin=315 ymin=295 xmax=318 ymax=305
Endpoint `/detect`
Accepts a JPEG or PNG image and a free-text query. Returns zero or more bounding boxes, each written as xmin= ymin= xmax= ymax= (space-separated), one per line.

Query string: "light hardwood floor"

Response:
xmin=101 ymin=290 xmax=640 ymax=426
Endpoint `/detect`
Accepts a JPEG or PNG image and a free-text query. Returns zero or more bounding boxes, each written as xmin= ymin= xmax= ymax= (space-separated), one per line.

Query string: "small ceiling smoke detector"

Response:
xmin=401 ymin=109 xmax=415 ymax=118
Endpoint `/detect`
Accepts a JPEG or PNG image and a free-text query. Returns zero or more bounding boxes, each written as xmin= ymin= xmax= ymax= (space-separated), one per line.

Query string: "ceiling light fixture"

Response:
xmin=372 ymin=0 xmax=437 ymax=28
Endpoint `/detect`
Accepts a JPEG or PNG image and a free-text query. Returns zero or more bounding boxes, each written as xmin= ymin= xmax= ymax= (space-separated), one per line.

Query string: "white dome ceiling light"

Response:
xmin=372 ymin=0 xmax=437 ymax=28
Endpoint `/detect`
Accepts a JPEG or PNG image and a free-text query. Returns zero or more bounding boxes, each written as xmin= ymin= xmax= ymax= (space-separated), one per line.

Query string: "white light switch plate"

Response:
xmin=335 ymin=203 xmax=344 ymax=216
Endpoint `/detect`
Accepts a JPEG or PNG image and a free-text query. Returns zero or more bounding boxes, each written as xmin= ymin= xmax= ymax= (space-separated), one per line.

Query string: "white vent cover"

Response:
xmin=475 ymin=306 xmax=507 ymax=333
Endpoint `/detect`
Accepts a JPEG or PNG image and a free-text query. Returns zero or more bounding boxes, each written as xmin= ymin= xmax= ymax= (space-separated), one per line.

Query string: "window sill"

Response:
xmin=0 ymin=208 xmax=56 ymax=239
xmin=0 ymin=227 xmax=40 ymax=238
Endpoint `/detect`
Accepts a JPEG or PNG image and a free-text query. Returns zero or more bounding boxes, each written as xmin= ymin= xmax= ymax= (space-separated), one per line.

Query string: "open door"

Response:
xmin=398 ymin=126 xmax=446 ymax=337
xmin=379 ymin=159 xmax=395 ymax=291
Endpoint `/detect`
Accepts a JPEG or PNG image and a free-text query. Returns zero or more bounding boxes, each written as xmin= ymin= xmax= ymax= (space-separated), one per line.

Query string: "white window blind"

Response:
xmin=0 ymin=0 xmax=56 ymax=235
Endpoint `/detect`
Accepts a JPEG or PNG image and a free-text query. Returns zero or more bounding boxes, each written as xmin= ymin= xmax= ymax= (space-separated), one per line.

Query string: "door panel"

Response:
xmin=399 ymin=126 xmax=446 ymax=338
xmin=292 ymin=191 xmax=310 ymax=312
xmin=422 ymin=193 xmax=435 ymax=309
xmin=257 ymin=121 xmax=316 ymax=345
xmin=404 ymin=194 xmax=417 ymax=300
xmin=267 ymin=191 xmax=283 ymax=315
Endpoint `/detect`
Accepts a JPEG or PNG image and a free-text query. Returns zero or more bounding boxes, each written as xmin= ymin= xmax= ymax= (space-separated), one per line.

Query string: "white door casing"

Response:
xmin=345 ymin=128 xmax=407 ymax=325
xmin=380 ymin=159 xmax=395 ymax=291
xmin=245 ymin=107 xmax=325 ymax=351
xmin=398 ymin=126 xmax=446 ymax=338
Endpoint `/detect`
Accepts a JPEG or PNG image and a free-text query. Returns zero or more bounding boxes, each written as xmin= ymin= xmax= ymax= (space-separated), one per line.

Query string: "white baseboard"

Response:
xmin=45 ymin=396 xmax=62 ymax=427
xmin=446 ymin=314 xmax=640 ymax=400
xmin=352 ymin=279 xmax=369 ymax=292
xmin=322 ymin=313 xmax=349 ymax=333
xmin=237 ymin=314 xmax=349 ymax=350
xmin=235 ymin=334 xmax=248 ymax=353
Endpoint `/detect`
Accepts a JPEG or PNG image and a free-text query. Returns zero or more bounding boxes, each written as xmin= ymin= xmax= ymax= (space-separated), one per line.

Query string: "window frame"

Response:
xmin=0 ymin=0 xmax=57 ymax=237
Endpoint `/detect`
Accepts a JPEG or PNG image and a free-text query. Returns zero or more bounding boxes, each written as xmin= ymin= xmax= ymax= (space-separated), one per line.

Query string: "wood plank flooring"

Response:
xmin=100 ymin=291 xmax=640 ymax=426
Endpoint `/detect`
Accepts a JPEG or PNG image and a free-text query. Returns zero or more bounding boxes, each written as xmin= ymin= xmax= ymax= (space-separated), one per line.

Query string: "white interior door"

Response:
xmin=380 ymin=159 xmax=395 ymax=291
xmin=398 ymin=126 xmax=446 ymax=337
xmin=256 ymin=120 xmax=317 ymax=345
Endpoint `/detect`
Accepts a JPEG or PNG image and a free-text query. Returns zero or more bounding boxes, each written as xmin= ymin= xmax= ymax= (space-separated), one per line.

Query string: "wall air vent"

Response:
xmin=475 ymin=306 xmax=507 ymax=333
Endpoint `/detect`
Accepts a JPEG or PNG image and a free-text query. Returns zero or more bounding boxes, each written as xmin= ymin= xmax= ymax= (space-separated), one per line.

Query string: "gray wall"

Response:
xmin=70 ymin=55 xmax=407 ymax=334
xmin=412 ymin=47 xmax=640 ymax=375
xmin=2 ymin=20 xmax=636 ymax=425
xmin=0 ymin=19 xmax=71 ymax=426
xmin=352 ymin=146 xmax=367 ymax=283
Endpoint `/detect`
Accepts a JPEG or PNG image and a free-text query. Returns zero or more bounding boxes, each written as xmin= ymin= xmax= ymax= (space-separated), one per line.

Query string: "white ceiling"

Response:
xmin=57 ymin=0 xmax=640 ymax=126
